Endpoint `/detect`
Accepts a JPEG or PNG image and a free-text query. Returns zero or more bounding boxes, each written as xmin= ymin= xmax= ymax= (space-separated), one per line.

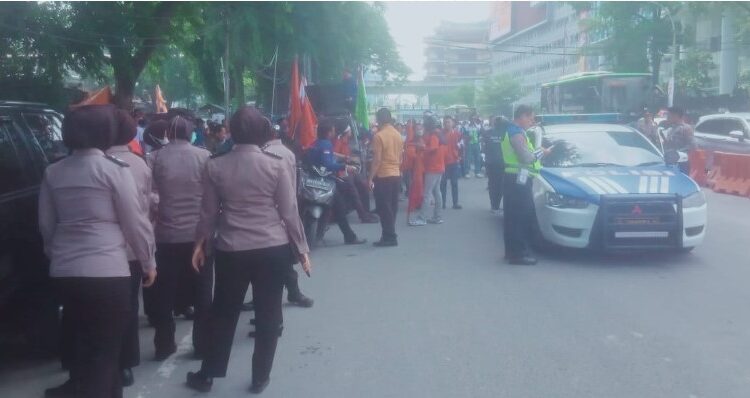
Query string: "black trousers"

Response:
xmin=200 ymin=245 xmax=292 ymax=383
xmin=486 ymin=164 xmax=505 ymax=210
xmin=503 ymin=173 xmax=535 ymax=259
xmin=332 ymin=183 xmax=358 ymax=242
xmin=373 ymin=176 xmax=401 ymax=242
xmin=120 ymin=261 xmax=142 ymax=369
xmin=440 ymin=163 xmax=461 ymax=207
xmin=284 ymin=261 xmax=302 ymax=298
xmin=55 ymin=277 xmax=130 ymax=398
xmin=153 ymin=242 xmax=213 ymax=355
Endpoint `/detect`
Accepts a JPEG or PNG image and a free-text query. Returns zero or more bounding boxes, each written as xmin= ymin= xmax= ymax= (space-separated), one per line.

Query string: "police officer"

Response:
xmin=149 ymin=115 xmax=213 ymax=360
xmin=186 ymin=106 xmax=312 ymax=394
xmin=40 ymin=104 xmax=156 ymax=398
xmin=483 ymin=116 xmax=508 ymax=215
xmin=106 ymin=109 xmax=154 ymax=387
xmin=501 ymin=105 xmax=548 ymax=265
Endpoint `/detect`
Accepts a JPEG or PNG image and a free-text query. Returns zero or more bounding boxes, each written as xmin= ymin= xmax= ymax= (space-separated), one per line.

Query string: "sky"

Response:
xmin=384 ymin=1 xmax=491 ymax=81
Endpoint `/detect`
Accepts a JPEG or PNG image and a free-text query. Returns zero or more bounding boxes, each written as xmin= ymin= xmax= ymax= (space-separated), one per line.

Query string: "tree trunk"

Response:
xmin=113 ymin=73 xmax=136 ymax=111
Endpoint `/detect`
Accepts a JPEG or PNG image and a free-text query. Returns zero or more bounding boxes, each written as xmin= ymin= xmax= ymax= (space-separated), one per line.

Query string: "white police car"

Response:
xmin=529 ymin=121 xmax=707 ymax=251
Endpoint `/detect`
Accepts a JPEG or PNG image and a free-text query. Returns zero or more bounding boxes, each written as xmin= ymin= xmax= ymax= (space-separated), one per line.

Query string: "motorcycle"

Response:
xmin=297 ymin=164 xmax=337 ymax=249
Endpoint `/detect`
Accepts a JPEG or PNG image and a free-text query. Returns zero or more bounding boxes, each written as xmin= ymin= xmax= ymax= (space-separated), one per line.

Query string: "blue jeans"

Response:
xmin=464 ymin=143 xmax=482 ymax=175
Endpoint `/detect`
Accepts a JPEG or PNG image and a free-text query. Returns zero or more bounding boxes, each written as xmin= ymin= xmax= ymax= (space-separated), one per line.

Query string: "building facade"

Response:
xmin=424 ymin=21 xmax=492 ymax=83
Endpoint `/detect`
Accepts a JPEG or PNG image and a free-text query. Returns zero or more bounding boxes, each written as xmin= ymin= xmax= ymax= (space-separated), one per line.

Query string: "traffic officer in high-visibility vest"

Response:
xmin=501 ymin=105 xmax=550 ymax=265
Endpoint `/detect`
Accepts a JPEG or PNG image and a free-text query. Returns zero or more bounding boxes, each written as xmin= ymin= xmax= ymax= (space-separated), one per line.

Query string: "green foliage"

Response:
xmin=475 ymin=75 xmax=522 ymax=116
xmin=574 ymin=2 xmax=681 ymax=82
xmin=430 ymin=85 xmax=476 ymax=107
xmin=675 ymin=50 xmax=715 ymax=91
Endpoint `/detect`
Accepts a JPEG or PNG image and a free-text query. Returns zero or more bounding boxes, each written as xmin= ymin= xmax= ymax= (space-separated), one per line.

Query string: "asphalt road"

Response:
xmin=2 ymin=178 xmax=750 ymax=398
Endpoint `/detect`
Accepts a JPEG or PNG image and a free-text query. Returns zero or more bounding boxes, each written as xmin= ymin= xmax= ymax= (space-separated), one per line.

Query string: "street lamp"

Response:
xmin=651 ymin=1 xmax=677 ymax=107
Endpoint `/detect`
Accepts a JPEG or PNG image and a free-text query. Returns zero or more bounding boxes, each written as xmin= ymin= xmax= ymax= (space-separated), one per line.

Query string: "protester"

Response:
xmin=464 ymin=118 xmax=483 ymax=178
xmin=142 ymin=119 xmax=169 ymax=153
xmin=401 ymin=120 xmax=417 ymax=196
xmin=440 ymin=116 xmax=463 ymax=210
xmin=306 ymin=120 xmax=368 ymax=245
xmin=635 ymin=109 xmax=661 ymax=149
xmin=369 ymin=108 xmax=404 ymax=247
xmin=334 ymin=122 xmax=378 ymax=223
xmin=40 ymin=104 xmax=156 ymax=398
xmin=150 ymin=115 xmax=213 ymax=360
xmin=664 ymin=106 xmax=695 ymax=174
xmin=413 ymin=115 xmax=444 ymax=226
xmin=193 ymin=118 xmax=207 ymax=147
xmin=406 ymin=124 xmax=427 ymax=226
xmin=186 ymin=106 xmax=312 ymax=394
xmin=483 ymin=116 xmax=508 ymax=215
xmin=205 ymin=122 xmax=230 ymax=154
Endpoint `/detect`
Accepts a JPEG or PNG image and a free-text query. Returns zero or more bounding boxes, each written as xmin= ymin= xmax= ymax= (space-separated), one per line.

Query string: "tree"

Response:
xmin=675 ymin=50 xmax=715 ymax=92
xmin=475 ymin=75 xmax=522 ymax=116
xmin=573 ymin=2 xmax=681 ymax=85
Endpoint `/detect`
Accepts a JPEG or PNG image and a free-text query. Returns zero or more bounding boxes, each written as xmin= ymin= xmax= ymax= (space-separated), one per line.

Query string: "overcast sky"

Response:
xmin=384 ymin=1 xmax=491 ymax=81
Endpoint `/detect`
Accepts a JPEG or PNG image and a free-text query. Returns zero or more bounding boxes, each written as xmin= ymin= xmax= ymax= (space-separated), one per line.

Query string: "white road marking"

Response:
xmin=135 ymin=326 xmax=194 ymax=398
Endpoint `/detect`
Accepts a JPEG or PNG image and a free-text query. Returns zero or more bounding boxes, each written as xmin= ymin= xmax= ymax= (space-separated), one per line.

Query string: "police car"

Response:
xmin=529 ymin=116 xmax=707 ymax=251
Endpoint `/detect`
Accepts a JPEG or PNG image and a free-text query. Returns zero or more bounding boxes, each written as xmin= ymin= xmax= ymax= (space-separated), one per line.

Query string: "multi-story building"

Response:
xmin=489 ymin=2 xmax=584 ymax=105
xmin=424 ymin=21 xmax=492 ymax=83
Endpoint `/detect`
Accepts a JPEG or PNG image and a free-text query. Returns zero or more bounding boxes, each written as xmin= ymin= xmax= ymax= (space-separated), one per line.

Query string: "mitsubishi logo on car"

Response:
xmin=632 ymin=205 xmax=643 ymax=215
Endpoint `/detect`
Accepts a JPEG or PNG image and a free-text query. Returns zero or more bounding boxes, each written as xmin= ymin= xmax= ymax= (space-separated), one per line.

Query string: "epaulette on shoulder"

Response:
xmin=210 ymin=150 xmax=230 ymax=159
xmin=260 ymin=143 xmax=282 ymax=159
xmin=104 ymin=154 xmax=130 ymax=167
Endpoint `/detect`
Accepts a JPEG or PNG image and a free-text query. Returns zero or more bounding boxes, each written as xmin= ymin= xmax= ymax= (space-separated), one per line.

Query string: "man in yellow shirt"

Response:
xmin=369 ymin=108 xmax=404 ymax=247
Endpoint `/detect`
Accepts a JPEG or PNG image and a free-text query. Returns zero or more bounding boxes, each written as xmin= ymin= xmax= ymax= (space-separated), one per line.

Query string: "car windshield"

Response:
xmin=541 ymin=129 xmax=663 ymax=168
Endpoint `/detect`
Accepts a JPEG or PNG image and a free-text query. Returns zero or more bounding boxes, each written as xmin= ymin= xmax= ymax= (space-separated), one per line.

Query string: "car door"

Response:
xmin=694 ymin=118 xmax=729 ymax=154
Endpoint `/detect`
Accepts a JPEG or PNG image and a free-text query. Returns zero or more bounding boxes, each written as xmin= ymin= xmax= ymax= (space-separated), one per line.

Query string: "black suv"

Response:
xmin=0 ymin=101 xmax=66 ymax=356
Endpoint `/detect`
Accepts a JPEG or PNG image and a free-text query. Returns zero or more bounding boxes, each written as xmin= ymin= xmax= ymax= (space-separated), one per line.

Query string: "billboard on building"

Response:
xmin=489 ymin=2 xmax=512 ymax=42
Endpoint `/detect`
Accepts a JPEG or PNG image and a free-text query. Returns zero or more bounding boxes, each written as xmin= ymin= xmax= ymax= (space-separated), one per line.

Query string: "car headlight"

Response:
xmin=546 ymin=192 xmax=589 ymax=209
xmin=682 ymin=190 xmax=706 ymax=208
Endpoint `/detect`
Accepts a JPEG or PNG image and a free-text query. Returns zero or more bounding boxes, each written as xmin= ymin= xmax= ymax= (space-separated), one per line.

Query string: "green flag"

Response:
xmin=354 ymin=69 xmax=369 ymax=131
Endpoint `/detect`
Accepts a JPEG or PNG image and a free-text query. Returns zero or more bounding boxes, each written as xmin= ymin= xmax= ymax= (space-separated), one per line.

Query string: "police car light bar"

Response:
xmin=535 ymin=113 xmax=623 ymax=125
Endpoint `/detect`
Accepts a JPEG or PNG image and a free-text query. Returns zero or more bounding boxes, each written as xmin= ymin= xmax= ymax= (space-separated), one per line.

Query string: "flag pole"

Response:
xmin=270 ymin=45 xmax=279 ymax=118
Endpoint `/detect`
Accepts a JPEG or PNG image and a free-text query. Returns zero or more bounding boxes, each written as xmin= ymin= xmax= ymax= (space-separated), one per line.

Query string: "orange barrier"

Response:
xmin=710 ymin=151 xmax=750 ymax=197
xmin=688 ymin=150 xmax=708 ymax=186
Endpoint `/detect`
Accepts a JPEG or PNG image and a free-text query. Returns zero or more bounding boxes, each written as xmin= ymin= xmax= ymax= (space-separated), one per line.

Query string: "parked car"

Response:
xmin=693 ymin=113 xmax=750 ymax=165
xmin=0 ymin=101 xmax=66 ymax=356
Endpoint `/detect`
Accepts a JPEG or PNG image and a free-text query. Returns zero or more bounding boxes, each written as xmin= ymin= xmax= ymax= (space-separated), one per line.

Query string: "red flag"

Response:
xmin=288 ymin=57 xmax=318 ymax=150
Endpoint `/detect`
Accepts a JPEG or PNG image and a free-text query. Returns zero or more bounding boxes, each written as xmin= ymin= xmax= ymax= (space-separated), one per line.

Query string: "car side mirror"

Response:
xmin=729 ymin=130 xmax=745 ymax=141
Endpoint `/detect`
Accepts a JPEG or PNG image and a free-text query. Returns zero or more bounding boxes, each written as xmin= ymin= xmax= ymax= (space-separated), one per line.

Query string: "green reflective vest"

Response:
xmin=501 ymin=130 xmax=541 ymax=175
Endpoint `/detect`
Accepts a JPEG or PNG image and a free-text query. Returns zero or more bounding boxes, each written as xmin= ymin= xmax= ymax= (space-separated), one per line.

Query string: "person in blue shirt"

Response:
xmin=306 ymin=119 xmax=366 ymax=245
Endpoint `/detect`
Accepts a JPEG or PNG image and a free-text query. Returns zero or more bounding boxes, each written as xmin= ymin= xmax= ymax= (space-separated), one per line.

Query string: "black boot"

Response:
xmin=249 ymin=379 xmax=270 ymax=394
xmin=288 ymin=293 xmax=314 ymax=308
xmin=186 ymin=371 xmax=213 ymax=393
xmin=121 ymin=368 xmax=134 ymax=387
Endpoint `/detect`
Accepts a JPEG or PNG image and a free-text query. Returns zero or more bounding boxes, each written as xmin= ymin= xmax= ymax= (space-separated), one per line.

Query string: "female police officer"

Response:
xmin=39 ymin=104 xmax=156 ymax=398
xmin=186 ymin=106 xmax=311 ymax=394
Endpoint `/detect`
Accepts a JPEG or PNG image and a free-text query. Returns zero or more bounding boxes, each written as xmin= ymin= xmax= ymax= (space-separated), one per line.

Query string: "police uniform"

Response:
xmin=39 ymin=149 xmax=156 ymax=398
xmin=501 ymin=124 xmax=542 ymax=262
xmin=483 ymin=124 xmax=506 ymax=211
xmin=149 ymin=139 xmax=212 ymax=358
xmin=105 ymin=145 xmax=152 ymax=373
xmin=193 ymin=141 xmax=309 ymax=386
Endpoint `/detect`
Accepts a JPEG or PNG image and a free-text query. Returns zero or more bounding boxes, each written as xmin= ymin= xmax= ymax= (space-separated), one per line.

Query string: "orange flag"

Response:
xmin=154 ymin=85 xmax=168 ymax=113
xmin=288 ymin=57 xmax=318 ymax=150
xmin=71 ymin=86 xmax=113 ymax=108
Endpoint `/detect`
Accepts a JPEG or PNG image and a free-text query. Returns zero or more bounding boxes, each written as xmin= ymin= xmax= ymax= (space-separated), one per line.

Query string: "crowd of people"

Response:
xmin=45 ymin=98 xmax=660 ymax=396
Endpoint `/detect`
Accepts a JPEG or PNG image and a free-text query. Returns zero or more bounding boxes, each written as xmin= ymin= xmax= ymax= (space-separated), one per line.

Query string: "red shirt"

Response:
xmin=333 ymin=136 xmax=351 ymax=157
xmin=443 ymin=129 xmax=461 ymax=165
xmin=424 ymin=134 xmax=445 ymax=174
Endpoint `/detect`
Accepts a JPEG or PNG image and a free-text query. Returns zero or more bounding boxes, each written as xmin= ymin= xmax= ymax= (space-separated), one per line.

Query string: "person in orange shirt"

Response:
xmin=369 ymin=108 xmax=404 ymax=247
xmin=400 ymin=119 xmax=416 ymax=195
xmin=413 ymin=115 xmax=445 ymax=226
xmin=439 ymin=116 xmax=463 ymax=210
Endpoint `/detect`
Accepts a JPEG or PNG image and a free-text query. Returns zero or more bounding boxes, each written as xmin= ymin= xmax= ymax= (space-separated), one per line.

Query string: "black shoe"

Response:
xmin=345 ymin=237 xmax=367 ymax=245
xmin=373 ymin=239 xmax=398 ymax=247
xmin=288 ymin=293 xmax=314 ymax=308
xmin=360 ymin=215 xmax=380 ymax=224
xmin=452 ymin=204 xmax=463 ymax=209
xmin=45 ymin=379 xmax=78 ymax=397
xmin=175 ymin=306 xmax=195 ymax=320
xmin=155 ymin=344 xmax=177 ymax=361
xmin=507 ymin=256 xmax=538 ymax=265
xmin=186 ymin=371 xmax=213 ymax=393
xmin=121 ymin=368 xmax=134 ymax=387
xmin=241 ymin=301 xmax=255 ymax=312
xmin=249 ymin=379 xmax=270 ymax=394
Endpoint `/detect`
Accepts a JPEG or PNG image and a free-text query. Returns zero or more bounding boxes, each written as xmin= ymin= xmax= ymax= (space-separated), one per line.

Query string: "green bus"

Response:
xmin=541 ymin=72 xmax=663 ymax=119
